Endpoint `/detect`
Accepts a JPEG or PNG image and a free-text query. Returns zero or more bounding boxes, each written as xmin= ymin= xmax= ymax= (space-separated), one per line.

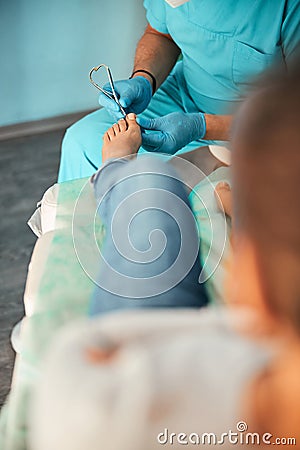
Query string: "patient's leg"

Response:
xmin=90 ymin=156 xmax=208 ymax=316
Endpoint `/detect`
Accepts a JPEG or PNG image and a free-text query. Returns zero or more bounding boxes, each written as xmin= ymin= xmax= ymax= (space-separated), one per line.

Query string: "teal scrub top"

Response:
xmin=144 ymin=0 xmax=300 ymax=114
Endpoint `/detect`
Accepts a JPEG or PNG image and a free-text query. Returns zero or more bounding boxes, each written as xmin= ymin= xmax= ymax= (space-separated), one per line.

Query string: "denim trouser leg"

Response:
xmin=89 ymin=156 xmax=208 ymax=316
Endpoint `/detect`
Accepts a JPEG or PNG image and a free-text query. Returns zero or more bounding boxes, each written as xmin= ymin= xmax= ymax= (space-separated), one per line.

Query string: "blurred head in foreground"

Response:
xmin=229 ymin=56 xmax=300 ymax=438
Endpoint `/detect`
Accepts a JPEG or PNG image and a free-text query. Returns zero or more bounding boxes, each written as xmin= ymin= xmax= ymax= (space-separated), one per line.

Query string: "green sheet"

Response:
xmin=0 ymin=167 xmax=231 ymax=449
xmin=0 ymin=178 xmax=104 ymax=450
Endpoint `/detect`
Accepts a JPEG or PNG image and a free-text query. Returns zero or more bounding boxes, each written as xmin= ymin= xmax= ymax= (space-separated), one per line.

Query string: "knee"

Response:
xmin=60 ymin=122 xmax=83 ymax=162
xmin=134 ymin=155 xmax=167 ymax=172
xmin=126 ymin=156 xmax=186 ymax=196
xmin=62 ymin=116 xmax=89 ymax=148
xmin=128 ymin=155 xmax=178 ymax=182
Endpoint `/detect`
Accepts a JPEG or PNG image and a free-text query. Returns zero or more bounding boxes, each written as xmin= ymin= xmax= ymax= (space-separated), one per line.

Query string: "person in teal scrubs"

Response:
xmin=58 ymin=0 xmax=300 ymax=182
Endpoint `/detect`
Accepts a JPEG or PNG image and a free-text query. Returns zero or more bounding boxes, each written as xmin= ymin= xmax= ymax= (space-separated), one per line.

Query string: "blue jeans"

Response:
xmin=89 ymin=155 xmax=208 ymax=316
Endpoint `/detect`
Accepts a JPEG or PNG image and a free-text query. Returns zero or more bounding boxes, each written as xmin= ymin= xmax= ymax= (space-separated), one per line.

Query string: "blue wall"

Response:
xmin=0 ymin=0 xmax=146 ymax=126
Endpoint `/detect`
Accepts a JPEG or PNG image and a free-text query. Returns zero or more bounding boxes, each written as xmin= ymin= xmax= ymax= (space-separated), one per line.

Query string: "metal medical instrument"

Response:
xmin=89 ymin=64 xmax=126 ymax=117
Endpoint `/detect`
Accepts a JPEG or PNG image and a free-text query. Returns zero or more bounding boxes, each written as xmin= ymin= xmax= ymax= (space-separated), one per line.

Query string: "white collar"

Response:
xmin=164 ymin=0 xmax=190 ymax=8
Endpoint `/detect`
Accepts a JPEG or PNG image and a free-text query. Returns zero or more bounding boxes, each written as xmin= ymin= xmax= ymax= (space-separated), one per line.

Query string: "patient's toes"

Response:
xmin=126 ymin=113 xmax=138 ymax=129
xmin=125 ymin=113 xmax=142 ymax=148
xmin=112 ymin=123 xmax=120 ymax=136
xmin=103 ymin=132 xmax=110 ymax=143
xmin=102 ymin=113 xmax=142 ymax=162
xmin=118 ymin=118 xmax=127 ymax=133
xmin=107 ymin=127 xmax=115 ymax=141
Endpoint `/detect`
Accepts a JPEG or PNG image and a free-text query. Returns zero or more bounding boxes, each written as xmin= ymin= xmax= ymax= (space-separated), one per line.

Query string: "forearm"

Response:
xmin=204 ymin=114 xmax=233 ymax=141
xmin=132 ymin=24 xmax=181 ymax=91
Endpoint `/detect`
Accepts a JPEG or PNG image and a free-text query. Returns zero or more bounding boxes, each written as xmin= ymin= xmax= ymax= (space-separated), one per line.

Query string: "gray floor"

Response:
xmin=0 ymin=130 xmax=63 ymax=407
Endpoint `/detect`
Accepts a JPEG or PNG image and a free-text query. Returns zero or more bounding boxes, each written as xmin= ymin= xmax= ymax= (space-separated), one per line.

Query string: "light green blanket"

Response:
xmin=0 ymin=167 xmax=231 ymax=450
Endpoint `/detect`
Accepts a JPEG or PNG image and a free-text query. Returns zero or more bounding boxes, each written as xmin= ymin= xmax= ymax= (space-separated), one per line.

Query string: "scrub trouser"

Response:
xmin=58 ymin=63 xmax=213 ymax=183
xmin=89 ymin=156 xmax=208 ymax=316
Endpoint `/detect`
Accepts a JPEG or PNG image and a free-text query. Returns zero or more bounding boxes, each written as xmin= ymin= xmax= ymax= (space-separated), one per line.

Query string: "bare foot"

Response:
xmin=214 ymin=181 xmax=233 ymax=218
xmin=102 ymin=113 xmax=142 ymax=163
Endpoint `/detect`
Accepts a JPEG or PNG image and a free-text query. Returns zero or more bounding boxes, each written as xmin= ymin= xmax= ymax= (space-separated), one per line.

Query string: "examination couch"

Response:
xmin=0 ymin=165 xmax=231 ymax=449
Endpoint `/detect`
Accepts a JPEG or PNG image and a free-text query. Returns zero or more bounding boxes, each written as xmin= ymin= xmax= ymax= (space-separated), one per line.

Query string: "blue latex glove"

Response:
xmin=137 ymin=112 xmax=206 ymax=154
xmin=98 ymin=76 xmax=152 ymax=121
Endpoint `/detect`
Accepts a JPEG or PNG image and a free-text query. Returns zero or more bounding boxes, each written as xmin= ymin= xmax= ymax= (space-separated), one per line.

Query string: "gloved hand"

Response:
xmin=98 ymin=76 xmax=152 ymax=121
xmin=137 ymin=112 xmax=206 ymax=154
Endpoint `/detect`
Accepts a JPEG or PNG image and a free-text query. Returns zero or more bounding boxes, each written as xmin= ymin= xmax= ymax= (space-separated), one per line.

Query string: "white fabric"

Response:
xmin=29 ymin=308 xmax=272 ymax=450
xmin=23 ymin=232 xmax=54 ymax=317
xmin=209 ymin=145 xmax=231 ymax=166
xmin=27 ymin=184 xmax=59 ymax=237
xmin=10 ymin=232 xmax=55 ymax=353
xmin=164 ymin=0 xmax=189 ymax=7
xmin=40 ymin=184 xmax=59 ymax=234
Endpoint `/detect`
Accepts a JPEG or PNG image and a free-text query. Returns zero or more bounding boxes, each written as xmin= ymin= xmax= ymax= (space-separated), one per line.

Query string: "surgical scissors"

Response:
xmin=89 ymin=64 xmax=126 ymax=117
